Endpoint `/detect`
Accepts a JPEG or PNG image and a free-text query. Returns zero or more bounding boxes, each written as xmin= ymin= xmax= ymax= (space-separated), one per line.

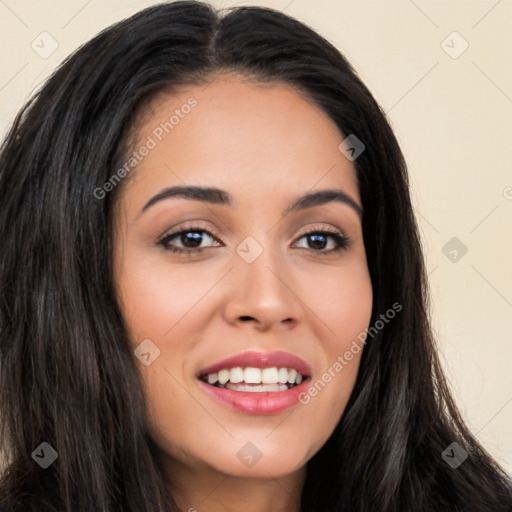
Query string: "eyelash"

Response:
xmin=156 ymin=223 xmax=351 ymax=256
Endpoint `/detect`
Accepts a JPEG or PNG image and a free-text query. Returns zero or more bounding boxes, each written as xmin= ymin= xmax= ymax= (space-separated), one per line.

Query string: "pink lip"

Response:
xmin=197 ymin=350 xmax=312 ymax=377
xmin=196 ymin=350 xmax=312 ymax=415
xmin=198 ymin=378 xmax=311 ymax=415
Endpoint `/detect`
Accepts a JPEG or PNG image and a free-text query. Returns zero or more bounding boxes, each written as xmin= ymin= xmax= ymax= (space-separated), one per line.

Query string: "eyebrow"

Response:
xmin=140 ymin=185 xmax=363 ymax=220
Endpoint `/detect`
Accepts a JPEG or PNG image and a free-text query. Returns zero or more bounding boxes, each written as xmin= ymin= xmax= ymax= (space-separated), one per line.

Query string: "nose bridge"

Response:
xmin=236 ymin=232 xmax=288 ymax=299
xmin=225 ymin=232 xmax=300 ymax=327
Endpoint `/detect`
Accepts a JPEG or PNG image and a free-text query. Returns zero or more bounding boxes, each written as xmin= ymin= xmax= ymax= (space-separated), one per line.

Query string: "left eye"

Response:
xmin=157 ymin=226 xmax=350 ymax=255
xmin=294 ymin=230 xmax=348 ymax=251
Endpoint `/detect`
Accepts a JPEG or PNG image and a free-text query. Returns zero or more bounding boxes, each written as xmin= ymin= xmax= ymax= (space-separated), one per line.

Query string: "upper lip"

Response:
xmin=198 ymin=350 xmax=311 ymax=378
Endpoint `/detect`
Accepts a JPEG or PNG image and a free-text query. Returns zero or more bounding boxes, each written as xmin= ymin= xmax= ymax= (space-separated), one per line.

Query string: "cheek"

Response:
xmin=300 ymin=257 xmax=373 ymax=347
xmin=294 ymin=259 xmax=372 ymax=419
xmin=116 ymin=258 xmax=210 ymax=343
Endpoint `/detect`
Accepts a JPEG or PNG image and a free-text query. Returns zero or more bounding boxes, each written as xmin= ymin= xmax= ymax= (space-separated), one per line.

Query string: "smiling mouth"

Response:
xmin=199 ymin=366 xmax=306 ymax=392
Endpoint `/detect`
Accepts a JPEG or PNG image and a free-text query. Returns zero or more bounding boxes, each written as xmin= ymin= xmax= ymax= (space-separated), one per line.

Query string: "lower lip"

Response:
xmin=198 ymin=379 xmax=311 ymax=415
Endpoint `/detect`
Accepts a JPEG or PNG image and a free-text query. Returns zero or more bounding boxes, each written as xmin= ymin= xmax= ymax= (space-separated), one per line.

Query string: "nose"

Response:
xmin=222 ymin=245 xmax=302 ymax=332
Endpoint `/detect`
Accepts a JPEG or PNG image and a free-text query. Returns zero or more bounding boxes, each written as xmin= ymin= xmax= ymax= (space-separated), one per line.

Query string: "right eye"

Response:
xmin=157 ymin=225 xmax=222 ymax=255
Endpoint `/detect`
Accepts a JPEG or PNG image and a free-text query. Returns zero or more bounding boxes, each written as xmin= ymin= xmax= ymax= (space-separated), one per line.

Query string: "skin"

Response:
xmin=113 ymin=73 xmax=373 ymax=512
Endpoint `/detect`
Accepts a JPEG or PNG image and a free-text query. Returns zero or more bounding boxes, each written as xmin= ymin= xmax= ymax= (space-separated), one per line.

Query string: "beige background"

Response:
xmin=0 ymin=0 xmax=511 ymax=474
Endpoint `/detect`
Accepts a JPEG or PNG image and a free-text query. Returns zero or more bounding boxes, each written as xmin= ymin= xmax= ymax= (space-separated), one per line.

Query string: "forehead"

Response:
xmin=121 ymin=74 xmax=360 ymax=213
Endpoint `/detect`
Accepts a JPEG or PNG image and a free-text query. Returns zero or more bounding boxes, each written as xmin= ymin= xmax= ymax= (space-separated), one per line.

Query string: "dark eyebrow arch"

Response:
xmin=283 ymin=189 xmax=363 ymax=220
xmin=140 ymin=185 xmax=363 ymax=220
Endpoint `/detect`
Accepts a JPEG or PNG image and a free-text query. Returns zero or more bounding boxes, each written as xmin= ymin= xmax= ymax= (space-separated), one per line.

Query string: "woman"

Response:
xmin=0 ymin=1 xmax=510 ymax=511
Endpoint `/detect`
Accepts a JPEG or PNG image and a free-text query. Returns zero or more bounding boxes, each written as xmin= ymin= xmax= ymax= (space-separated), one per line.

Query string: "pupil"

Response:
xmin=182 ymin=231 xmax=202 ymax=248
xmin=309 ymin=234 xmax=326 ymax=249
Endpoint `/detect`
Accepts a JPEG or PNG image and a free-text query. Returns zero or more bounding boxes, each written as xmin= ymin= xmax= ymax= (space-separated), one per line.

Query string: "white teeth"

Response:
xmin=287 ymin=369 xmax=297 ymax=384
xmin=244 ymin=367 xmax=261 ymax=384
xmin=225 ymin=382 xmax=288 ymax=392
xmin=230 ymin=367 xmax=244 ymax=384
xmin=218 ymin=369 xmax=230 ymax=385
xmin=261 ymin=367 xmax=279 ymax=384
xmin=202 ymin=366 xmax=306 ymax=389
xmin=278 ymin=367 xmax=289 ymax=384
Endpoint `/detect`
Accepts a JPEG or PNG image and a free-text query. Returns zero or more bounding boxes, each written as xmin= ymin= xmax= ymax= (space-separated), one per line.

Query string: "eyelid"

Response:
xmin=156 ymin=221 xmax=222 ymax=244
xmin=157 ymin=221 xmax=350 ymax=244
xmin=157 ymin=221 xmax=346 ymax=240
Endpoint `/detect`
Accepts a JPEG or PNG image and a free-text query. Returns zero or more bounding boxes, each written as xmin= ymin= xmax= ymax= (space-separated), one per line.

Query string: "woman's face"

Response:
xmin=113 ymin=74 xmax=373 ymax=482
